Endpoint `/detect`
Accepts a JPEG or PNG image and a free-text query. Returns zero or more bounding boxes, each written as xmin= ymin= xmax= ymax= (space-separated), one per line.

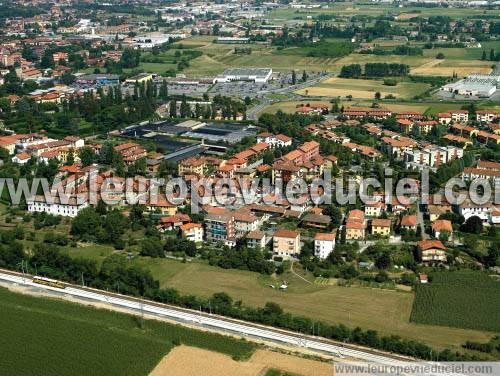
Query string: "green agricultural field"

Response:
xmin=0 ymin=287 xmax=255 ymax=376
xmin=411 ymin=271 xmax=500 ymax=332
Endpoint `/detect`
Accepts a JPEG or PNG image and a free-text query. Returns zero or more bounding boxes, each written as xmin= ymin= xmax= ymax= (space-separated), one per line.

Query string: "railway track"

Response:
xmin=0 ymin=267 xmax=417 ymax=364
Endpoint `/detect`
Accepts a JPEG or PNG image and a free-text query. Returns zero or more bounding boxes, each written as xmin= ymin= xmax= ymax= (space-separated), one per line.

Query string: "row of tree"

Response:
xmin=339 ymin=63 xmax=410 ymax=78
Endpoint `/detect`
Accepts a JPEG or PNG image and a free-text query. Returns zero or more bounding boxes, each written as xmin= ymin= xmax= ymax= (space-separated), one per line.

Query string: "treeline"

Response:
xmin=2 ymin=77 xmax=159 ymax=136
xmin=340 ymin=63 xmax=410 ymax=78
xmin=0 ymin=5 xmax=45 ymax=20
xmin=0 ymin=230 xmax=483 ymax=362
xmin=361 ymin=46 xmax=423 ymax=56
xmin=258 ymin=111 xmax=321 ymax=141
xmin=168 ymin=94 xmax=246 ymax=120
xmin=206 ymin=243 xmax=275 ymax=275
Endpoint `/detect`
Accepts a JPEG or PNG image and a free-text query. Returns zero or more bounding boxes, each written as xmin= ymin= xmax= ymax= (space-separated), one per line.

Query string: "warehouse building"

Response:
xmin=441 ymin=73 xmax=499 ymax=97
xmin=214 ymin=68 xmax=273 ymax=83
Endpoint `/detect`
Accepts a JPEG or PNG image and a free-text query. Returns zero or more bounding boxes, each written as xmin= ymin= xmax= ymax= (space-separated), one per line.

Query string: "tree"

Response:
xmin=375 ymin=252 xmax=391 ymax=270
xmin=339 ymin=64 xmax=362 ymax=78
xmin=169 ymin=100 xmax=177 ymax=117
xmin=490 ymin=48 xmax=495 ymax=61
xmin=484 ymin=245 xmax=499 ymax=267
xmin=291 ymin=70 xmax=296 ymax=85
xmin=40 ymin=51 xmax=55 ymax=69
xmin=460 ymin=216 xmax=483 ymax=234
xmin=140 ymin=238 xmax=164 ymax=258
xmin=180 ymin=95 xmax=190 ymax=118
xmin=436 ymin=52 xmax=445 ymax=59
xmin=302 ymin=70 xmax=307 ymax=82
xmin=323 ymin=205 xmax=342 ymax=227
xmin=374 ymin=92 xmax=381 ymax=100
xmin=79 ymin=147 xmax=96 ymax=167
xmin=159 ymin=80 xmax=168 ymax=100
xmin=481 ymin=50 xmax=487 ymax=60
xmin=71 ymin=208 xmax=101 ymax=241
xmin=438 ymin=230 xmax=450 ymax=243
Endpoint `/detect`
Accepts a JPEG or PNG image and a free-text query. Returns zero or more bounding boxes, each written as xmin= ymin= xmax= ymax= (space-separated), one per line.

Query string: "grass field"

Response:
xmin=0 ymin=287 xmax=255 ymax=375
xmin=261 ymin=100 xmax=465 ymax=117
xmin=411 ymin=58 xmax=492 ymax=76
xmin=268 ymin=4 xmax=499 ymax=20
xmin=295 ymin=77 xmax=431 ymax=100
xmin=411 ymin=271 xmax=500 ymax=332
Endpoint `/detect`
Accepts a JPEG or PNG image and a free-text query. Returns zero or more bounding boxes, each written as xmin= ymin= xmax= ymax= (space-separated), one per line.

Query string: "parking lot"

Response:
xmin=210 ymin=71 xmax=327 ymax=99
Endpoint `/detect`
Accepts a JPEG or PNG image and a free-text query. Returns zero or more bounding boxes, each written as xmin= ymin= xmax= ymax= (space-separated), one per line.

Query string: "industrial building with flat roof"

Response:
xmin=441 ymin=73 xmax=499 ymax=97
xmin=214 ymin=68 xmax=273 ymax=83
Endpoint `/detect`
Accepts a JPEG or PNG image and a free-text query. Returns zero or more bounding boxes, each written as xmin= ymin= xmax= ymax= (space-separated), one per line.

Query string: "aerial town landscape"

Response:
xmin=0 ymin=0 xmax=499 ymax=375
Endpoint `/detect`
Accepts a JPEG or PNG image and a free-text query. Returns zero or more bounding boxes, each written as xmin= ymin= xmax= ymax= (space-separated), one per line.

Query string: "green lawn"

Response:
xmin=0 ymin=287 xmax=255 ymax=375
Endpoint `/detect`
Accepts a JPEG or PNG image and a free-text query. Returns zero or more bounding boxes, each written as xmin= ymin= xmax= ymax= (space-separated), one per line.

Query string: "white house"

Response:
xmin=27 ymin=195 xmax=88 ymax=217
xmin=180 ymin=222 xmax=204 ymax=243
xmin=12 ymin=152 xmax=31 ymax=164
xmin=256 ymin=132 xmax=292 ymax=148
xmin=314 ymin=232 xmax=336 ymax=260
xmin=455 ymin=199 xmax=493 ymax=223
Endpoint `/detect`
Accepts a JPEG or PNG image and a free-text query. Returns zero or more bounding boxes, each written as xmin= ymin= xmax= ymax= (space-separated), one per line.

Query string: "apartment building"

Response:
xmin=273 ymin=229 xmax=301 ymax=257
xmin=180 ymin=222 xmax=204 ymax=244
xmin=204 ymin=213 xmax=235 ymax=247
xmin=405 ymin=145 xmax=463 ymax=170
xmin=314 ymin=232 xmax=336 ymax=260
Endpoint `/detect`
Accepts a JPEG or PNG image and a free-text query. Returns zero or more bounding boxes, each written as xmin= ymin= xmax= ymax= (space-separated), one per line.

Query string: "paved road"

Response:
xmin=247 ymin=72 xmax=333 ymax=120
xmin=0 ymin=269 xmax=415 ymax=365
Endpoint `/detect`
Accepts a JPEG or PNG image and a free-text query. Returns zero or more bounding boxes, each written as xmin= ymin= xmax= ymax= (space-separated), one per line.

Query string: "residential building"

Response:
xmin=233 ymin=211 xmax=260 ymax=237
xmin=256 ymin=133 xmax=292 ymax=148
xmin=345 ymin=209 xmax=365 ymax=240
xmin=364 ymin=201 xmax=385 ymax=217
xmin=476 ymin=110 xmax=497 ymax=123
xmin=158 ymin=214 xmax=192 ymax=231
xmin=454 ymin=199 xmax=493 ymax=223
xmin=399 ymin=215 xmax=417 ymax=231
xmin=417 ymin=240 xmax=447 ymax=264
xmin=314 ymin=232 xmax=336 ymax=260
xmin=371 ymin=219 xmax=391 ymax=237
xmin=246 ymin=230 xmax=266 ymax=249
xmin=302 ymin=214 xmax=331 ymax=229
xmin=431 ymin=219 xmax=453 ymax=240
xmin=27 ymin=194 xmax=88 ymax=218
xmin=405 ymin=145 xmax=463 ymax=170
xmin=205 ymin=213 xmax=235 ymax=247
xmin=450 ymin=110 xmax=469 ymax=123
xmin=180 ymin=222 xmax=204 ymax=244
xmin=273 ymin=229 xmax=301 ymax=257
